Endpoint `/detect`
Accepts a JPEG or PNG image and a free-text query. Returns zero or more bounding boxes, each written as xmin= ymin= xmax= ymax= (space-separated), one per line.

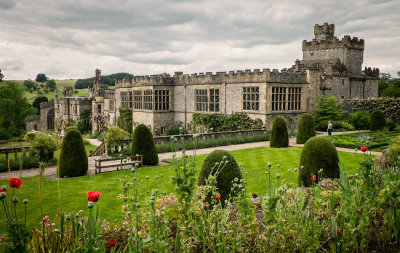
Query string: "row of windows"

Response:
xmin=126 ymin=86 xmax=302 ymax=112
xmin=120 ymin=91 xmax=133 ymax=109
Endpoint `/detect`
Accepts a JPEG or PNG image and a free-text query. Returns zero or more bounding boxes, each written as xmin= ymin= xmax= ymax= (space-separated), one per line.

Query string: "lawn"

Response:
xmin=0 ymin=147 xmax=367 ymax=232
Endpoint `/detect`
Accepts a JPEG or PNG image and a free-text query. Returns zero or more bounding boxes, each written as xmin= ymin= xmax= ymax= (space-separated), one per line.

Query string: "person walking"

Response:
xmin=327 ymin=121 xmax=333 ymax=136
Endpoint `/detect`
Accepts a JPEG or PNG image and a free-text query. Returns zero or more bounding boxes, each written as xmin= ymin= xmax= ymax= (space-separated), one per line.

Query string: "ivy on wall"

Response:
xmin=351 ymin=98 xmax=400 ymax=124
xmin=192 ymin=113 xmax=263 ymax=133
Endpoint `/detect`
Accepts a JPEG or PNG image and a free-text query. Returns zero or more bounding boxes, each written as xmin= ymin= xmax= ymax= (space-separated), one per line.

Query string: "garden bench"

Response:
xmin=94 ymin=155 xmax=143 ymax=174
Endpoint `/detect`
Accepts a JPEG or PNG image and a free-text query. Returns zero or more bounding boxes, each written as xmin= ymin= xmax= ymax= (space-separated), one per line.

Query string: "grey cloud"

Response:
xmin=0 ymin=0 xmax=15 ymax=10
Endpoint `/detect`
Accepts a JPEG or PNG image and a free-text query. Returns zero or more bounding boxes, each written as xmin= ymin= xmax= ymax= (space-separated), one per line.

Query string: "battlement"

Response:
xmin=26 ymin=115 xmax=40 ymax=122
xmin=40 ymin=100 xmax=54 ymax=109
xmin=364 ymin=67 xmax=379 ymax=78
xmin=116 ymin=73 xmax=174 ymax=87
xmin=173 ymin=68 xmax=307 ymax=85
xmin=314 ymin=23 xmax=335 ymax=42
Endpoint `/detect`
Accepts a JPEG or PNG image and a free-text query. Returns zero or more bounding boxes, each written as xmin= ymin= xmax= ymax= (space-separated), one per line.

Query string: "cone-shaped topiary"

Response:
xmin=298 ymin=137 xmax=339 ymax=187
xmin=198 ymin=150 xmax=243 ymax=204
xmin=59 ymin=127 xmax=88 ymax=177
xmin=131 ymin=124 xmax=158 ymax=165
xmin=370 ymin=110 xmax=386 ymax=131
xmin=296 ymin=113 xmax=316 ymax=144
xmin=270 ymin=117 xmax=289 ymax=148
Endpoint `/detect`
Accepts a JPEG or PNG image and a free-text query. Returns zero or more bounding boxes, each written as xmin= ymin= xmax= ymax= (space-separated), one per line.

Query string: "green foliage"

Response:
xmin=351 ymin=97 xmax=400 ymax=124
xmin=117 ymin=108 xmax=132 ymax=133
xmin=192 ymin=113 xmax=263 ymax=132
xmin=59 ymin=127 xmax=88 ymax=177
xmin=378 ymin=72 xmax=400 ymax=98
xmin=0 ymin=154 xmax=40 ymax=172
xmin=298 ymin=137 xmax=340 ymax=186
xmin=35 ymin=73 xmax=47 ymax=83
xmin=296 ymin=113 xmax=316 ymax=144
xmin=45 ymin=79 xmax=56 ymax=91
xmin=24 ymin=131 xmax=36 ymax=141
xmin=315 ymin=96 xmax=346 ymax=123
xmin=198 ymin=150 xmax=243 ymax=203
xmin=0 ymin=69 xmax=3 ymax=82
xmin=23 ymin=80 xmax=36 ymax=91
xmin=163 ymin=121 xmax=185 ymax=136
xmin=340 ymin=121 xmax=355 ymax=131
xmin=349 ymin=111 xmax=370 ymax=130
xmin=370 ymin=110 xmax=386 ymax=131
xmin=270 ymin=117 xmax=289 ymax=148
xmin=32 ymin=96 xmax=48 ymax=115
xmin=131 ymin=124 xmax=158 ymax=165
xmin=4 ymin=220 xmax=32 ymax=252
xmin=75 ymin=72 xmax=133 ymax=89
xmin=104 ymin=126 xmax=129 ymax=147
xmin=31 ymin=133 xmax=56 ymax=161
xmin=0 ymin=82 xmax=35 ymax=139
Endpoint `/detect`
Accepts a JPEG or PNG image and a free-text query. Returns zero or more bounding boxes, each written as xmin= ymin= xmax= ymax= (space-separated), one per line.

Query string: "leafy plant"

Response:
xmin=370 ymin=110 xmax=386 ymax=131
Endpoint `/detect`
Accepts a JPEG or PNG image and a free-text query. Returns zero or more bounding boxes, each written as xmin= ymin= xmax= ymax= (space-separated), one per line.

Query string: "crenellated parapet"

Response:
xmin=26 ymin=115 xmax=40 ymax=122
xmin=103 ymin=89 xmax=115 ymax=99
xmin=364 ymin=67 xmax=379 ymax=78
xmin=173 ymin=68 xmax=307 ymax=85
xmin=302 ymin=35 xmax=364 ymax=51
xmin=40 ymin=100 xmax=54 ymax=109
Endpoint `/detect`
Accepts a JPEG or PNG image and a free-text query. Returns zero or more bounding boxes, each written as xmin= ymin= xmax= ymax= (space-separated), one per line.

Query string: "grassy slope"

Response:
xmin=0 ymin=147 xmax=367 ymax=232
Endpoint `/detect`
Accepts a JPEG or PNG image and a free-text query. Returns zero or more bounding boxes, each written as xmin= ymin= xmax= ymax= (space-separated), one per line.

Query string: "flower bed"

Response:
xmin=326 ymin=131 xmax=400 ymax=150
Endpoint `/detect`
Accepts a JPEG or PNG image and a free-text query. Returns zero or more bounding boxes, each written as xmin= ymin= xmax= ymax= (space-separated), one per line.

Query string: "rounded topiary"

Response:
xmin=296 ymin=113 xmax=316 ymax=144
xmin=198 ymin=150 xmax=242 ymax=203
xmin=370 ymin=110 xmax=386 ymax=131
xmin=59 ymin=127 xmax=88 ymax=177
xmin=131 ymin=124 xmax=158 ymax=166
xmin=270 ymin=117 xmax=289 ymax=148
xmin=25 ymin=131 xmax=37 ymax=141
xmin=298 ymin=137 xmax=340 ymax=187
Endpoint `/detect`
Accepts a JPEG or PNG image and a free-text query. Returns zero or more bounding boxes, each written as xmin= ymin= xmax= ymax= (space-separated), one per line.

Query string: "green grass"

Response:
xmin=84 ymin=143 xmax=98 ymax=156
xmin=0 ymin=147 xmax=367 ymax=232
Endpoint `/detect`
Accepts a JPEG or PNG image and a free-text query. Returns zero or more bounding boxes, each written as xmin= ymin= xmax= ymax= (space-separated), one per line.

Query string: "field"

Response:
xmin=0 ymin=147 xmax=366 ymax=232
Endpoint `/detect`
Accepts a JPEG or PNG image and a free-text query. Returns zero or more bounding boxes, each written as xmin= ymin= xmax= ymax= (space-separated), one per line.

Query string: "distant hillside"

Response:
xmin=75 ymin=72 xmax=133 ymax=89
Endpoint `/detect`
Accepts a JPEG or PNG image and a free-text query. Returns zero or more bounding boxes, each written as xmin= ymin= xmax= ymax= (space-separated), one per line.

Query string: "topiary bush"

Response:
xmin=298 ymin=137 xmax=340 ymax=187
xmin=198 ymin=150 xmax=242 ymax=203
xmin=370 ymin=110 xmax=386 ymax=131
xmin=59 ymin=127 xmax=88 ymax=177
xmin=296 ymin=113 xmax=316 ymax=144
xmin=270 ymin=117 xmax=289 ymax=148
xmin=131 ymin=124 xmax=158 ymax=165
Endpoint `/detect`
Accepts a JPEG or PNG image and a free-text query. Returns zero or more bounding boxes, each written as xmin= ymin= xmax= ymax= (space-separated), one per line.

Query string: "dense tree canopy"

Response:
xmin=0 ymin=82 xmax=35 ymax=139
xmin=75 ymin=72 xmax=133 ymax=89
xmin=379 ymin=71 xmax=400 ymax=98
xmin=46 ymin=79 xmax=56 ymax=91
xmin=23 ymin=80 xmax=36 ymax=91
xmin=35 ymin=73 xmax=47 ymax=82
xmin=32 ymin=96 xmax=48 ymax=114
xmin=315 ymin=96 xmax=346 ymax=122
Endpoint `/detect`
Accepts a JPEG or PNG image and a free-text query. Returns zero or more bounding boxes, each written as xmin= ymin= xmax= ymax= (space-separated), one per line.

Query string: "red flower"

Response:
xmin=310 ymin=177 xmax=317 ymax=182
xmin=108 ymin=240 xmax=116 ymax=247
xmin=360 ymin=146 xmax=367 ymax=152
xmin=288 ymin=233 xmax=293 ymax=239
xmin=279 ymin=236 xmax=283 ymax=241
xmin=0 ymin=190 xmax=4 ymax=193
xmin=9 ymin=178 xmax=23 ymax=189
xmin=337 ymin=229 xmax=341 ymax=235
xmin=216 ymin=195 xmax=221 ymax=200
xmin=88 ymin=191 xmax=101 ymax=202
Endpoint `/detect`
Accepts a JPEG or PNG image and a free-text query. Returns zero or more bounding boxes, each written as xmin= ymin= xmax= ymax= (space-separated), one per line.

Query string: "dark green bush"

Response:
xmin=131 ymin=124 xmax=158 ymax=165
xmin=198 ymin=150 xmax=242 ymax=203
xmin=348 ymin=111 xmax=370 ymax=130
xmin=0 ymin=155 xmax=40 ymax=172
xmin=164 ymin=121 xmax=185 ymax=136
xmin=59 ymin=128 xmax=88 ymax=177
xmin=270 ymin=117 xmax=289 ymax=148
xmin=316 ymin=120 xmax=329 ymax=131
xmin=296 ymin=113 xmax=316 ymax=144
xmin=298 ymin=137 xmax=340 ymax=187
xmin=370 ymin=110 xmax=386 ymax=131
xmin=386 ymin=121 xmax=397 ymax=131
xmin=31 ymin=133 xmax=56 ymax=161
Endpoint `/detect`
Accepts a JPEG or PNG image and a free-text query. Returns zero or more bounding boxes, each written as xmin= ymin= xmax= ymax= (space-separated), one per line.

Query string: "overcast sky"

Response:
xmin=1 ymin=0 xmax=399 ymax=80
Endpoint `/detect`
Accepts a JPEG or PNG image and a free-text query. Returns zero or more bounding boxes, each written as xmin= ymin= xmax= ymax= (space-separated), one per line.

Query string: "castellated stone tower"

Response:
xmin=302 ymin=23 xmax=364 ymax=74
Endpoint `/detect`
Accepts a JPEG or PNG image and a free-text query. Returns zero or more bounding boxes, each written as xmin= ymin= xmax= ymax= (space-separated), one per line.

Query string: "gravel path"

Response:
xmin=0 ymin=131 xmax=380 ymax=181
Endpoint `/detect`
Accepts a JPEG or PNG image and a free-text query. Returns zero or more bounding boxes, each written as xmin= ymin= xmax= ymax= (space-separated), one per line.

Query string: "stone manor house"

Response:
xmin=26 ymin=23 xmax=379 ymax=134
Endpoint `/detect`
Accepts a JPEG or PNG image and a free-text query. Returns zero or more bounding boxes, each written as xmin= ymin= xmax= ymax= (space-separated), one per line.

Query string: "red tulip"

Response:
xmin=310 ymin=177 xmax=317 ymax=182
xmin=360 ymin=146 xmax=367 ymax=152
xmin=216 ymin=195 xmax=221 ymax=200
xmin=337 ymin=229 xmax=341 ymax=235
xmin=288 ymin=233 xmax=293 ymax=239
xmin=88 ymin=191 xmax=101 ymax=202
xmin=9 ymin=178 xmax=23 ymax=189
xmin=108 ymin=240 xmax=116 ymax=247
xmin=0 ymin=190 xmax=4 ymax=193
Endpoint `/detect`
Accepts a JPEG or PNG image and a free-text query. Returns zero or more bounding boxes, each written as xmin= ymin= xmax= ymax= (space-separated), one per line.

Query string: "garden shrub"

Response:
xmin=117 ymin=108 xmax=133 ymax=133
xmin=131 ymin=124 xmax=158 ymax=165
xmin=163 ymin=121 xmax=185 ymax=136
xmin=370 ymin=110 xmax=386 ymax=131
xmin=298 ymin=137 xmax=340 ymax=186
xmin=192 ymin=113 xmax=263 ymax=132
xmin=351 ymin=97 xmax=400 ymax=124
xmin=348 ymin=110 xmax=370 ymax=130
xmin=31 ymin=133 xmax=56 ymax=161
xmin=339 ymin=121 xmax=355 ymax=131
xmin=24 ymin=132 xmax=37 ymax=141
xmin=270 ymin=117 xmax=289 ymax=148
xmin=104 ymin=126 xmax=129 ymax=154
xmin=59 ymin=128 xmax=88 ymax=177
xmin=296 ymin=113 xmax=316 ymax=144
xmin=0 ymin=155 xmax=40 ymax=172
xmin=316 ymin=119 xmax=329 ymax=131
xmin=198 ymin=150 xmax=242 ymax=203
xmin=386 ymin=121 xmax=397 ymax=131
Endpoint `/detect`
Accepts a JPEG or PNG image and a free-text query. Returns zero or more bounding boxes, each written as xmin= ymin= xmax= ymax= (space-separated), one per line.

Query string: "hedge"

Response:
xmin=296 ymin=113 xmax=316 ymax=144
xmin=131 ymin=124 xmax=159 ymax=165
xmin=59 ymin=128 xmax=88 ymax=177
xmin=270 ymin=117 xmax=289 ymax=148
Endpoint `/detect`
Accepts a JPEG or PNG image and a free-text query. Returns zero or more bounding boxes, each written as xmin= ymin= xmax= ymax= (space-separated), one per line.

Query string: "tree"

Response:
xmin=45 ymin=79 xmax=56 ymax=92
xmin=270 ymin=117 xmax=289 ymax=148
xmin=131 ymin=124 xmax=158 ymax=165
xmin=315 ymin=96 xmax=346 ymax=123
xmin=0 ymin=82 xmax=35 ymax=139
xmin=32 ymin=96 xmax=48 ymax=115
xmin=104 ymin=126 xmax=129 ymax=154
xmin=117 ymin=108 xmax=133 ymax=133
xmin=296 ymin=113 xmax=316 ymax=144
xmin=378 ymin=71 xmax=400 ymax=98
xmin=35 ymin=73 xmax=47 ymax=83
xmin=59 ymin=127 xmax=88 ymax=177
xmin=0 ymin=69 xmax=4 ymax=82
xmin=23 ymin=80 xmax=36 ymax=91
